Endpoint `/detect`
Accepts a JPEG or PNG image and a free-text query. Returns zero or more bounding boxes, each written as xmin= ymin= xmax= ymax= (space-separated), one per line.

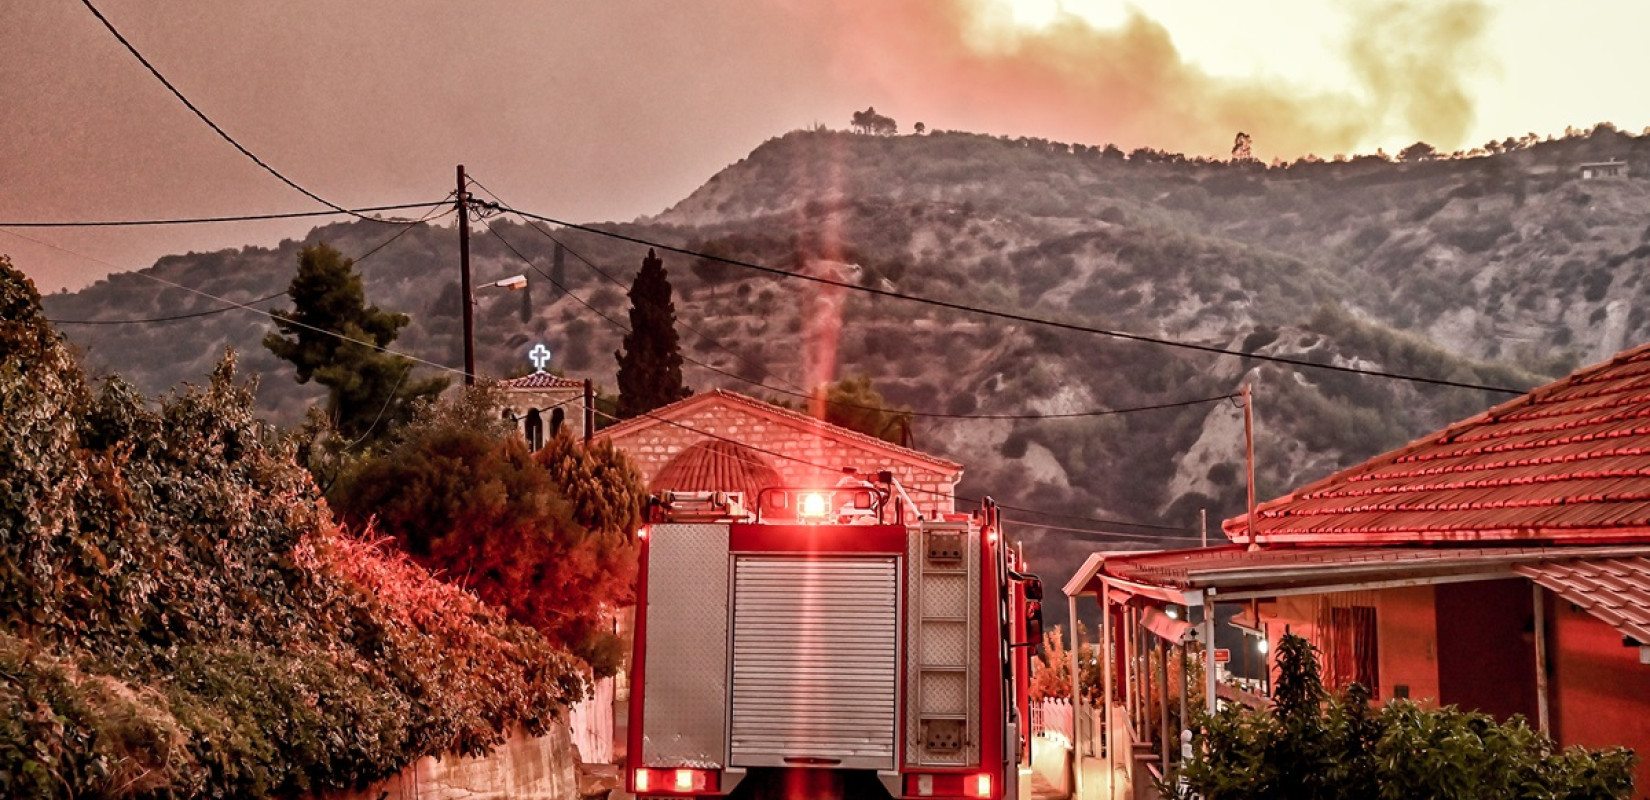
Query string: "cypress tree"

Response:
xmin=615 ymin=248 xmax=688 ymax=418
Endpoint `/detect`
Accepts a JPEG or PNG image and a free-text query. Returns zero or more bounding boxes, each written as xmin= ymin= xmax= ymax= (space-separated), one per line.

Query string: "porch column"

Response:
xmin=1204 ymin=599 xmax=1218 ymax=714
xmin=1534 ymin=583 xmax=1550 ymax=734
xmin=1101 ymin=579 xmax=1114 ymax=799
xmin=1123 ymin=604 xmax=1136 ymax=734
xmin=1068 ymin=590 xmax=1084 ymax=800
xmin=1178 ymin=640 xmax=1189 ymax=765
xmin=1158 ymin=637 xmax=1171 ymax=774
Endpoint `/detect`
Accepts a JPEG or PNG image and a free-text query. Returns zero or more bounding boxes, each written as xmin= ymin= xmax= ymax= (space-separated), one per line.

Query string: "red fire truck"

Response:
xmin=626 ymin=471 xmax=1044 ymax=800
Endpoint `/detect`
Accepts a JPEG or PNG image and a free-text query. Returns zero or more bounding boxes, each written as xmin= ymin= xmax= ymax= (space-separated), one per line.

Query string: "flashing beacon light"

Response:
xmin=799 ymin=491 xmax=829 ymax=519
xmin=634 ymin=769 xmax=650 ymax=792
xmin=675 ymin=769 xmax=694 ymax=791
xmin=637 ymin=525 xmax=650 ymax=541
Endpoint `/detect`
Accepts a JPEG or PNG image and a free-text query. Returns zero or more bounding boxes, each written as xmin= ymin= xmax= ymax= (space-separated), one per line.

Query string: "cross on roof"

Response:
xmin=528 ymin=343 xmax=552 ymax=372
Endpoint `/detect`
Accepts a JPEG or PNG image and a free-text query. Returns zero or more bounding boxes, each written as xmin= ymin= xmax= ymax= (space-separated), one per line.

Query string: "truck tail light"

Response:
xmin=632 ymin=767 xmax=715 ymax=794
xmin=973 ymin=773 xmax=992 ymax=798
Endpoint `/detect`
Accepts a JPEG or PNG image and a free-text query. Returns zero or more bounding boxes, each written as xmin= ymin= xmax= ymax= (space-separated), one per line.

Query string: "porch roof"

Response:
xmin=1065 ymin=544 xmax=1650 ymax=605
xmin=1516 ymin=556 xmax=1650 ymax=644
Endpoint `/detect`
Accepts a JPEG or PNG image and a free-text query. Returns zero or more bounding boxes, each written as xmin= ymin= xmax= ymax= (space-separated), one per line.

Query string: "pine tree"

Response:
xmin=615 ymin=248 xmax=688 ymax=418
xmin=263 ymin=243 xmax=446 ymax=443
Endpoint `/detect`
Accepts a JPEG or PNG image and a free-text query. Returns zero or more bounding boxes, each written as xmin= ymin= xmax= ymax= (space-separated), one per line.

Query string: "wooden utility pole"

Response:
xmin=1243 ymin=383 xmax=1258 ymax=550
xmin=458 ymin=165 xmax=475 ymax=385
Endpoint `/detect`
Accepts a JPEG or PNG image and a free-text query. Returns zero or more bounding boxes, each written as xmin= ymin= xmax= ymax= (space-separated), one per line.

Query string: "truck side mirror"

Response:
xmin=1022 ymin=576 xmax=1044 ymax=602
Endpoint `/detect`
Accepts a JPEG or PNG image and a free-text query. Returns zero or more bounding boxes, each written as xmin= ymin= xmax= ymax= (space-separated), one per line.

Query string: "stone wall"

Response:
xmin=318 ymin=725 xmax=578 ymax=800
xmin=608 ymin=403 xmax=958 ymax=516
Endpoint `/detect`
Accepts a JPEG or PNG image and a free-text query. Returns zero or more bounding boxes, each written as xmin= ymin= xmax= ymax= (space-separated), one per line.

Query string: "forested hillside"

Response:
xmin=39 ymin=123 xmax=1650 ymax=568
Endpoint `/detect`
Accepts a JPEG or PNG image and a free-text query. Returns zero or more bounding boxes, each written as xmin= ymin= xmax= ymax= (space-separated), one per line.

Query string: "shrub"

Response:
xmin=1173 ymin=634 xmax=1636 ymax=800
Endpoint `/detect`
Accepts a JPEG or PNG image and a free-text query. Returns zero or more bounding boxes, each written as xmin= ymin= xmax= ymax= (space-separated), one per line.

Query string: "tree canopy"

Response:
xmin=818 ymin=374 xmax=914 ymax=446
xmin=335 ymin=386 xmax=646 ymax=676
xmin=264 ymin=242 xmax=446 ymax=443
xmin=614 ymin=248 xmax=689 ymax=419
xmin=851 ymin=106 xmax=898 ymax=135
xmin=0 ymin=257 xmax=577 ymax=798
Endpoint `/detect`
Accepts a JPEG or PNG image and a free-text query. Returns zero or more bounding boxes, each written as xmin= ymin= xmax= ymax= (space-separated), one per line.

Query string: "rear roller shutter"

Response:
xmin=730 ymin=556 xmax=900 ymax=770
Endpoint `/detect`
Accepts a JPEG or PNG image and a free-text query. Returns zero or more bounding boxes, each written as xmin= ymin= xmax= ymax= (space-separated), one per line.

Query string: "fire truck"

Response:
xmin=626 ymin=471 xmax=1045 ymax=800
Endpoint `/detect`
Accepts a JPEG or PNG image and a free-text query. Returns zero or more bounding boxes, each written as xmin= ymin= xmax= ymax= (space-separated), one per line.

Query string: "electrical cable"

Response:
xmin=0 ymin=201 xmax=451 ymax=228
xmin=10 ymin=228 xmax=474 ymax=381
xmin=495 ymin=204 xmax=1526 ymax=396
xmin=76 ymin=0 xmax=385 ymax=222
xmin=44 ymin=204 xmax=454 ymax=326
xmin=482 ymin=221 xmax=1232 ymax=423
xmin=465 ymin=176 xmax=809 ymax=395
xmin=578 ymin=397 xmax=1203 ymax=539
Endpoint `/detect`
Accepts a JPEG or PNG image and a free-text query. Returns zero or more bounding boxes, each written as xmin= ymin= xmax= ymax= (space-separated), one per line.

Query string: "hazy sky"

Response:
xmin=4 ymin=0 xmax=1647 ymax=293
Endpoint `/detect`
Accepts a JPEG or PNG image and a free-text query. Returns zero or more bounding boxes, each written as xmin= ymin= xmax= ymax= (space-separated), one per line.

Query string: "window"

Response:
xmin=525 ymin=409 xmax=544 ymax=452
xmin=1318 ymin=600 xmax=1378 ymax=695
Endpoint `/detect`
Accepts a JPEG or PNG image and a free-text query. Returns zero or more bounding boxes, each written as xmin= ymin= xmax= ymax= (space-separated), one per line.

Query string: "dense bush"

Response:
xmin=0 ymin=258 xmax=579 ymax=798
xmin=1174 ymin=634 xmax=1636 ymax=800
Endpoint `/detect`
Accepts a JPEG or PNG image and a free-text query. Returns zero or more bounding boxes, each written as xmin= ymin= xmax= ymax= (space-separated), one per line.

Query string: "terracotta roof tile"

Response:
xmin=1227 ymin=343 xmax=1650 ymax=545
xmin=498 ymin=371 xmax=584 ymax=390
xmin=591 ymin=388 xmax=962 ymax=473
xmin=651 ymin=439 xmax=782 ymax=496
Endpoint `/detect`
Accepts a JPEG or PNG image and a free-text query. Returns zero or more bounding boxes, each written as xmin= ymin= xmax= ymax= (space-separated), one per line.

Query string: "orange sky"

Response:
xmin=2 ymin=0 xmax=1645 ymax=292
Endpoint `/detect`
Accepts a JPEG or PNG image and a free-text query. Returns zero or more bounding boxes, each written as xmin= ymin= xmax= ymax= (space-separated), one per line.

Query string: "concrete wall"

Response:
xmin=319 ymin=725 xmax=578 ymax=800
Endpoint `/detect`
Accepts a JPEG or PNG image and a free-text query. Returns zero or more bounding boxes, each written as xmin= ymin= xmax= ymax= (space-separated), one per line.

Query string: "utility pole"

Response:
xmin=1243 ymin=383 xmax=1258 ymax=550
xmin=458 ymin=164 xmax=475 ymax=385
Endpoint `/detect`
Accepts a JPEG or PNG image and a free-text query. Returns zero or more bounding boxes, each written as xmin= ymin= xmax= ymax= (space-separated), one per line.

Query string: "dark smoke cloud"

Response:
xmin=805 ymin=0 xmax=1493 ymax=159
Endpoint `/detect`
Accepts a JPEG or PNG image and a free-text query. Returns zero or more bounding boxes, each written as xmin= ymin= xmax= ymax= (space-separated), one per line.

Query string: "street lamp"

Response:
xmin=466 ymin=274 xmax=527 ymax=383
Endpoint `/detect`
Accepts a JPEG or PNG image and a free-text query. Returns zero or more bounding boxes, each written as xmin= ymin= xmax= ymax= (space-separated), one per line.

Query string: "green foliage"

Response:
xmin=336 ymin=386 xmax=644 ymax=677
xmin=818 ymin=374 xmax=914 ymax=445
xmin=615 ymin=248 xmax=689 ymax=419
xmin=263 ymin=242 xmax=447 ymax=444
xmin=1173 ymin=633 xmax=1636 ymax=800
xmin=0 ymin=257 xmax=578 ymax=798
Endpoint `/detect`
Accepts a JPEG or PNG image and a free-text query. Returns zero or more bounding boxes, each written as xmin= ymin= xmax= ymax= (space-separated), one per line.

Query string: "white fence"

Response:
xmin=1032 ymin=698 xmax=1075 ymax=745
xmin=567 ymin=676 xmax=614 ymax=764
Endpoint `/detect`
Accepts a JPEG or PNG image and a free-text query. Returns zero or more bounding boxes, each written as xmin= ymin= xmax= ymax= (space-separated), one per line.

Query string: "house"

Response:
xmin=1062 ymin=343 xmax=1650 ymax=799
xmin=591 ymin=388 xmax=963 ymax=514
xmin=1580 ymin=159 xmax=1629 ymax=179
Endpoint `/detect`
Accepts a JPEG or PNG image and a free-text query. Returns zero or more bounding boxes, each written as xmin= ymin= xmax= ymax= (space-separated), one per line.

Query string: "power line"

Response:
xmin=467 ymin=181 xmax=1236 ymax=422
xmin=11 ymin=228 xmax=474 ymax=381
xmin=43 ymin=204 xmax=454 ymax=326
xmin=495 ymin=205 xmax=1526 ymax=396
xmin=76 ymin=0 xmax=382 ymax=222
xmin=465 ymin=176 xmax=809 ymax=396
xmin=581 ymin=397 xmax=1202 ymax=540
xmin=0 ymin=201 xmax=451 ymax=228
xmin=482 ymin=221 xmax=1232 ymax=424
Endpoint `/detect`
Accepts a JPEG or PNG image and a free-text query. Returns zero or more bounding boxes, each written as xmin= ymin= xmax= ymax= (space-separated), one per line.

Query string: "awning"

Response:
xmin=1140 ymin=607 xmax=1192 ymax=645
xmin=1516 ymin=556 xmax=1650 ymax=644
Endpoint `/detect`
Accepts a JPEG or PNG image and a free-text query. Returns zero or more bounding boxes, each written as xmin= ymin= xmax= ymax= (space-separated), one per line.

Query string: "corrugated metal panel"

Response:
xmin=641 ymin=524 xmax=731 ymax=768
xmin=730 ymin=556 xmax=900 ymax=770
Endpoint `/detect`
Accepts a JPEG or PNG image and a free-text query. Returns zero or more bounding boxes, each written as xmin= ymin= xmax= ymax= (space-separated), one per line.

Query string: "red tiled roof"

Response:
xmin=651 ymin=439 xmax=782 ymax=496
xmin=592 ymin=389 xmax=962 ymax=474
xmin=499 ymin=371 xmax=584 ymax=390
xmin=1517 ymin=557 xmax=1650 ymax=644
xmin=1226 ymin=343 xmax=1650 ymax=546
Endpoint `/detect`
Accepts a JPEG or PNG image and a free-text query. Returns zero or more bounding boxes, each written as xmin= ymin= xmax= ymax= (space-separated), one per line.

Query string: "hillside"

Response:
xmin=37 ymin=124 xmax=1650 ymax=572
